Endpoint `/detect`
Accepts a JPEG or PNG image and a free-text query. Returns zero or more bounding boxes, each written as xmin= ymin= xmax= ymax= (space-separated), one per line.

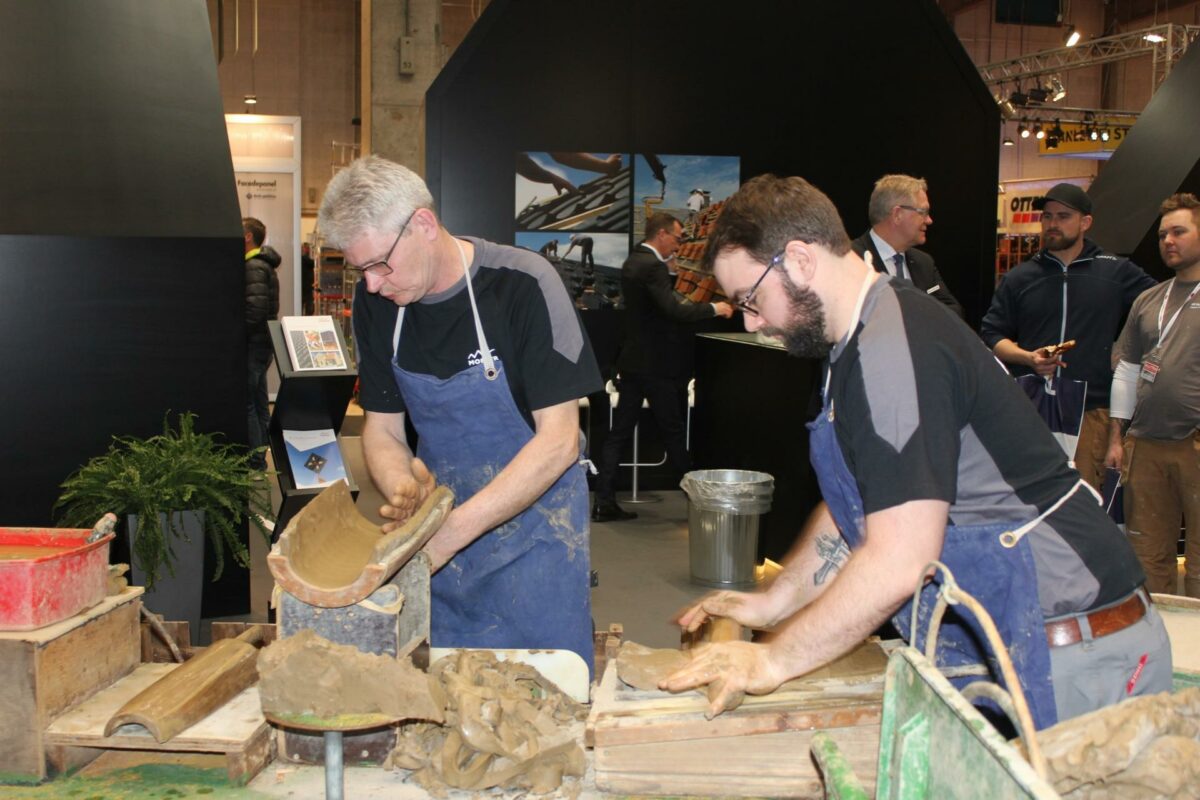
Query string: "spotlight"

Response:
xmin=243 ymin=94 xmax=258 ymax=105
xmin=1089 ymin=128 xmax=1099 ymax=141
xmin=1028 ymin=87 xmax=1050 ymax=104
xmin=1100 ymin=129 xmax=1111 ymax=142
xmin=1065 ymin=25 xmax=1081 ymax=47
xmin=1046 ymin=133 xmax=1060 ymax=149
xmin=1144 ymin=32 xmax=1166 ymax=43
xmin=1034 ymin=124 xmax=1045 ymax=140
xmin=1003 ymin=135 xmax=1015 ymax=147
xmin=1010 ymin=90 xmax=1031 ymax=107
xmin=1018 ymin=123 xmax=1030 ymax=139
xmin=1048 ymin=76 xmax=1067 ymax=102
xmin=998 ymin=97 xmax=1017 ymax=119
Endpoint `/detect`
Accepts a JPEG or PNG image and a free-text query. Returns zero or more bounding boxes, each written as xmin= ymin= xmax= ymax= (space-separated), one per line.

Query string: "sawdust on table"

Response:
xmin=384 ymin=649 xmax=588 ymax=796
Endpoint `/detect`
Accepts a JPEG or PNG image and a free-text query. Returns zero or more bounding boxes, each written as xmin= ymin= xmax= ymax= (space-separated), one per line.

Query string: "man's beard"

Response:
xmin=760 ymin=274 xmax=832 ymax=360
xmin=1043 ymin=229 xmax=1079 ymax=251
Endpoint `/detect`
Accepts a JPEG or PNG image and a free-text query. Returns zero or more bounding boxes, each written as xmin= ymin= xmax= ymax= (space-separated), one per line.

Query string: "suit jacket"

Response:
xmin=851 ymin=231 xmax=964 ymax=319
xmin=617 ymin=244 xmax=715 ymax=380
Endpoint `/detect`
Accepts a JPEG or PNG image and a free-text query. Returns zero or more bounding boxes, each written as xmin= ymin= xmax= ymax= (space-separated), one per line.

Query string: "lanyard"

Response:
xmin=1156 ymin=278 xmax=1200 ymax=347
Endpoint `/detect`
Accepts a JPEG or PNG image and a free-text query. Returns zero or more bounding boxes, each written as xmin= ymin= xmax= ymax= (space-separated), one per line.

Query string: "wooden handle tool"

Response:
xmin=104 ymin=625 xmax=265 ymax=742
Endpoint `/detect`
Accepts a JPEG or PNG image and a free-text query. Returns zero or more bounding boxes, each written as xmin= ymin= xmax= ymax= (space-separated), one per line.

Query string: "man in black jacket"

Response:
xmin=244 ymin=217 xmax=281 ymax=469
xmin=851 ymin=174 xmax=964 ymax=319
xmin=592 ymin=213 xmax=734 ymax=521
xmin=981 ymin=183 xmax=1157 ymax=490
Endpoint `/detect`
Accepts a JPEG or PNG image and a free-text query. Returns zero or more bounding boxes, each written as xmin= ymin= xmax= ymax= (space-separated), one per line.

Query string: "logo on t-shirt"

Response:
xmin=467 ymin=348 xmax=499 ymax=368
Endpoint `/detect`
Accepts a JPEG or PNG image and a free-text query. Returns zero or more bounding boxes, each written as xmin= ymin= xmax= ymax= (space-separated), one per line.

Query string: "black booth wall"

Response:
xmin=0 ymin=1 xmax=248 ymax=616
xmin=426 ymin=0 xmax=1000 ymax=554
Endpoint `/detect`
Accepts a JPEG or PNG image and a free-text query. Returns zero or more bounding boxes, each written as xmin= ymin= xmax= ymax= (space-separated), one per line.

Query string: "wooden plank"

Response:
xmin=225 ymin=722 xmax=275 ymax=785
xmin=211 ymin=621 xmax=278 ymax=647
xmin=595 ymin=727 xmax=879 ymax=799
xmin=44 ymin=663 xmax=267 ymax=753
xmin=39 ymin=597 xmax=141 ymax=719
xmin=0 ymin=640 xmax=41 ymax=780
xmin=585 ymin=656 xmax=621 ymax=747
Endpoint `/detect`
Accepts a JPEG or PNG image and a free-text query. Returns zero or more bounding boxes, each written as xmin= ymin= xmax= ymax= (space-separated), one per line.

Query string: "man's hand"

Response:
xmin=659 ymin=641 xmax=787 ymax=719
xmin=713 ymin=301 xmax=735 ymax=319
xmin=674 ymin=590 xmax=788 ymax=633
xmin=1103 ymin=440 xmax=1124 ymax=471
xmin=379 ymin=457 xmax=436 ymax=532
xmin=1028 ymin=346 xmax=1066 ymax=377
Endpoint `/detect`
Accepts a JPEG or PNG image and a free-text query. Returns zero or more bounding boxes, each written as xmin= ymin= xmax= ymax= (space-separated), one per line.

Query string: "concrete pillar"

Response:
xmin=370 ymin=0 xmax=442 ymax=175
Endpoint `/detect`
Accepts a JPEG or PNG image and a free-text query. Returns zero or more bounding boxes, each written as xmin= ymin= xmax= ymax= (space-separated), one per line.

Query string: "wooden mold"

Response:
xmin=43 ymin=662 xmax=273 ymax=786
xmin=268 ymin=481 xmax=453 ymax=608
xmin=587 ymin=642 xmax=887 ymax=798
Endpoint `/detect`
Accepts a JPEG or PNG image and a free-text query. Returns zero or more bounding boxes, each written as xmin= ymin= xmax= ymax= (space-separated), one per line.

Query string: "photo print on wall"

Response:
xmin=515 ymin=152 xmax=631 ymax=232
xmin=515 ymin=230 xmax=630 ymax=310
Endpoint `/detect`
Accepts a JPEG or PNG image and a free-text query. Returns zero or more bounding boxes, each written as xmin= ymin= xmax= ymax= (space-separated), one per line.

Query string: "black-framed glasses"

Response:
xmin=347 ymin=209 xmax=417 ymax=277
xmin=898 ymin=204 xmax=931 ymax=217
xmin=732 ymin=249 xmax=785 ymax=317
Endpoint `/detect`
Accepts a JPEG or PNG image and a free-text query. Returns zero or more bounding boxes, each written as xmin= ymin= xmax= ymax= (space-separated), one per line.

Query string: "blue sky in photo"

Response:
xmin=633 ymin=154 xmax=741 ymax=208
xmin=515 ymin=152 xmax=629 ymax=216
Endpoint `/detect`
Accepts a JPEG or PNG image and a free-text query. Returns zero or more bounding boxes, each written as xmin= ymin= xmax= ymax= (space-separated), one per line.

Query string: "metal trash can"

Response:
xmin=680 ymin=470 xmax=774 ymax=589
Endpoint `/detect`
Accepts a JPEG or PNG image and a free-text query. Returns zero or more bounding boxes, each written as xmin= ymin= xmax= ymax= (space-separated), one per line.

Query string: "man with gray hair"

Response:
xmin=851 ymin=174 xmax=963 ymax=319
xmin=318 ymin=156 xmax=602 ymax=674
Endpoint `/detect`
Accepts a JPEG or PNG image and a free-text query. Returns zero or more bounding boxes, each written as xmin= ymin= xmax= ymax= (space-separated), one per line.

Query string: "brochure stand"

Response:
xmin=268 ymin=319 xmax=359 ymax=534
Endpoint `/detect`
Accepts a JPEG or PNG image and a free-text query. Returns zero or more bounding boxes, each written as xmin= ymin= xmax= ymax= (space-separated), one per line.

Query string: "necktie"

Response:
xmin=892 ymin=253 xmax=907 ymax=281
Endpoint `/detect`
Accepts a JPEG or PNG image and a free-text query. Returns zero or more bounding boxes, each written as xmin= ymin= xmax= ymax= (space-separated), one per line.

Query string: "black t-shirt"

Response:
xmin=829 ymin=276 xmax=1144 ymax=616
xmin=353 ymin=238 xmax=602 ymax=428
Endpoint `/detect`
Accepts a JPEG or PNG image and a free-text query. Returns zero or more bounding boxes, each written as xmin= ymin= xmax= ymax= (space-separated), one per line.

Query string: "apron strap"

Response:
xmin=999 ymin=478 xmax=1097 ymax=548
xmin=391 ymin=238 xmax=499 ymax=382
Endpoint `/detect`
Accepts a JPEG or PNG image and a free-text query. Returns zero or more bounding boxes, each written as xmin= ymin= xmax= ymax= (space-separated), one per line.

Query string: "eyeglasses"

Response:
xmin=347 ymin=209 xmax=417 ymax=277
xmin=732 ymin=250 xmax=785 ymax=317
xmin=898 ymin=204 xmax=931 ymax=217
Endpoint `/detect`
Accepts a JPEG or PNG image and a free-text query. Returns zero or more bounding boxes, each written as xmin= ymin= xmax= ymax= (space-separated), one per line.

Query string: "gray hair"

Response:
xmin=317 ymin=155 xmax=435 ymax=249
xmin=867 ymin=174 xmax=928 ymax=226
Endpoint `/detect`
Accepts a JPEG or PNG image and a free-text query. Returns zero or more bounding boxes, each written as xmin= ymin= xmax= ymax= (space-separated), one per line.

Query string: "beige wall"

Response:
xmin=208 ymin=0 xmax=359 ymax=217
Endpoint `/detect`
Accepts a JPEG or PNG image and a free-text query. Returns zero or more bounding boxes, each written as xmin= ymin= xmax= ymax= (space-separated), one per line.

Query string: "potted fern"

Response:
xmin=55 ymin=412 xmax=273 ymax=631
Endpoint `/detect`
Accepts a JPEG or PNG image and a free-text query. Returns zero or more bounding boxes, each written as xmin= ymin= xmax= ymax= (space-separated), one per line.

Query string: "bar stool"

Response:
xmin=605 ymin=378 xmax=666 ymax=504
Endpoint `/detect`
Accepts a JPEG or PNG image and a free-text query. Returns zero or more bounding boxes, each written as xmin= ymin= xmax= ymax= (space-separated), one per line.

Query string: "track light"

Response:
xmin=1089 ymin=128 xmax=1099 ymax=141
xmin=1065 ymin=25 xmax=1081 ymax=47
xmin=1034 ymin=124 xmax=1045 ymax=140
xmin=1048 ymin=76 xmax=1067 ymax=102
xmin=1100 ymin=129 xmax=1111 ymax=142
xmin=1018 ymin=123 xmax=1030 ymax=139
xmin=1028 ymin=87 xmax=1050 ymax=104
xmin=998 ymin=96 xmax=1017 ymax=119
xmin=1144 ymin=32 xmax=1166 ymax=43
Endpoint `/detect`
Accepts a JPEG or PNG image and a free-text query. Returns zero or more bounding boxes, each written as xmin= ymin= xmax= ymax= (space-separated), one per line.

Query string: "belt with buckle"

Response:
xmin=1045 ymin=589 xmax=1148 ymax=648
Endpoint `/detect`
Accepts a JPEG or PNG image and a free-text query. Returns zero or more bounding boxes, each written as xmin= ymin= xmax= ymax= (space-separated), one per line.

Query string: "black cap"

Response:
xmin=1033 ymin=183 xmax=1093 ymax=215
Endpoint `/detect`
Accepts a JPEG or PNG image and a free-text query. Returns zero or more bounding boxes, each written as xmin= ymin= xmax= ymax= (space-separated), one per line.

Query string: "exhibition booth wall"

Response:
xmin=0 ymin=0 xmax=248 ymax=615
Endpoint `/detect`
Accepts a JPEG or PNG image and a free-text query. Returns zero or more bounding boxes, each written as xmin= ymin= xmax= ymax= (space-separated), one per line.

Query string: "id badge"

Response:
xmin=1141 ymin=354 xmax=1162 ymax=383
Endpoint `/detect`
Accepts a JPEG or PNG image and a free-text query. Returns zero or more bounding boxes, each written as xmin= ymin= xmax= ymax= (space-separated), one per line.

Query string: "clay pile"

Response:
xmin=385 ymin=650 xmax=588 ymax=796
xmin=257 ymin=629 xmax=443 ymax=723
xmin=1031 ymin=687 xmax=1200 ymax=798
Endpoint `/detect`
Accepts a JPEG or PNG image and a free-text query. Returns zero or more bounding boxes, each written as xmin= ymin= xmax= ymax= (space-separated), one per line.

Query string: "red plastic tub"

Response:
xmin=0 ymin=527 xmax=114 ymax=630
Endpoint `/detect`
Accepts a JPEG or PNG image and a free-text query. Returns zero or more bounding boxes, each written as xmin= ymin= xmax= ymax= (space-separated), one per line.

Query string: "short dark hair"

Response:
xmin=702 ymin=174 xmax=851 ymax=271
xmin=242 ymin=217 xmax=266 ymax=247
xmin=645 ymin=212 xmax=681 ymax=240
xmin=1160 ymin=193 xmax=1200 ymax=227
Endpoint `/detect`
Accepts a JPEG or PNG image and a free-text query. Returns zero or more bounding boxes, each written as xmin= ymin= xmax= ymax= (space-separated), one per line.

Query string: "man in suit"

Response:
xmin=851 ymin=174 xmax=964 ymax=319
xmin=592 ymin=213 xmax=734 ymax=521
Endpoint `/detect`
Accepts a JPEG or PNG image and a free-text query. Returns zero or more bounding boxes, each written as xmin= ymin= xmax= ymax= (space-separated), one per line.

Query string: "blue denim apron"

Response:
xmin=806 ymin=274 xmax=1061 ymax=729
xmin=389 ymin=240 xmax=594 ymax=676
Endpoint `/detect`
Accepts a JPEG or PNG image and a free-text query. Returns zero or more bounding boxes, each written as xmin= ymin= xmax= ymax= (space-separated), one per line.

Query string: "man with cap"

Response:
xmin=981 ymin=182 xmax=1156 ymax=490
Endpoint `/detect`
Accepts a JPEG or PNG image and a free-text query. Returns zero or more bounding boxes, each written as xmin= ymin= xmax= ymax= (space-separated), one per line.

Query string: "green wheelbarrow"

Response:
xmin=813 ymin=561 xmax=1061 ymax=799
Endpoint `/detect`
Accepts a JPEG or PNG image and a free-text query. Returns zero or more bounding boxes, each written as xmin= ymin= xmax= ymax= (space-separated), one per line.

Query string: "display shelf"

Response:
xmin=267 ymin=321 xmax=359 ymax=534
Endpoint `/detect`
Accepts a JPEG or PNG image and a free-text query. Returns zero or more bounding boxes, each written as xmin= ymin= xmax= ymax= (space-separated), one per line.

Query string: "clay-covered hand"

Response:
xmin=673 ymin=589 xmax=786 ymax=633
xmin=379 ymin=457 xmax=437 ymax=533
xmin=713 ymin=301 xmax=735 ymax=319
xmin=1029 ymin=346 xmax=1066 ymax=377
xmin=659 ymin=641 xmax=787 ymax=719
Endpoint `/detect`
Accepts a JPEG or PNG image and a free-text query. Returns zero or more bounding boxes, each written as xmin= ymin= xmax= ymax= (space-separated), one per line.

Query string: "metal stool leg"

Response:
xmin=324 ymin=730 xmax=344 ymax=799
